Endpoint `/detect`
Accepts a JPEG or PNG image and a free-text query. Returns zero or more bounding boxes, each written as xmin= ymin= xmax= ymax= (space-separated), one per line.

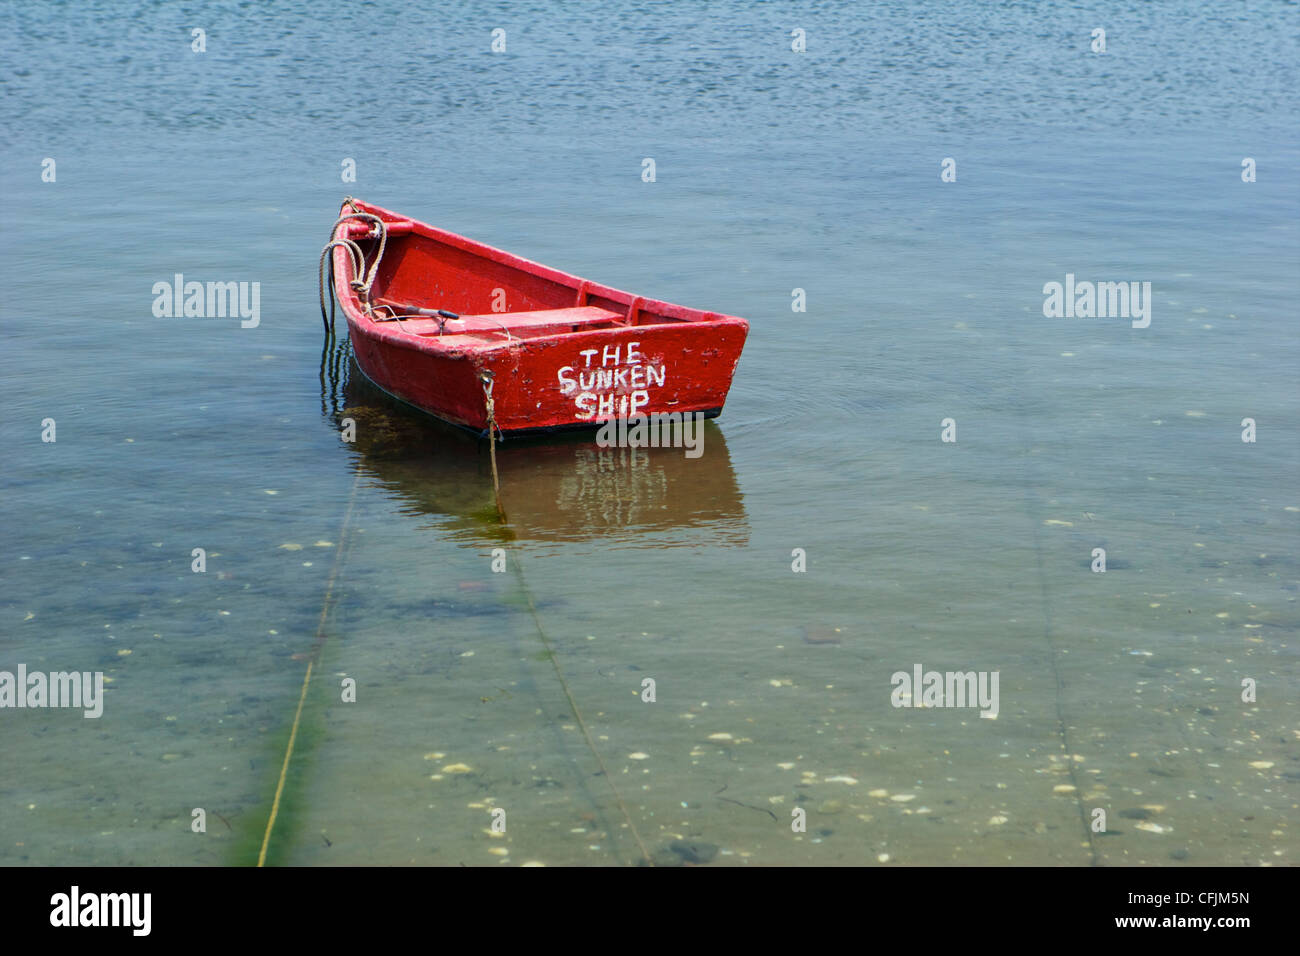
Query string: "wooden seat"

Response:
xmin=459 ymin=306 xmax=622 ymax=332
xmin=378 ymin=305 xmax=624 ymax=338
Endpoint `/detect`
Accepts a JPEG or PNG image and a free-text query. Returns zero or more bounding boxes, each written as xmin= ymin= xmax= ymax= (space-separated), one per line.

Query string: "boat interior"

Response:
xmin=340 ymin=216 xmax=719 ymax=343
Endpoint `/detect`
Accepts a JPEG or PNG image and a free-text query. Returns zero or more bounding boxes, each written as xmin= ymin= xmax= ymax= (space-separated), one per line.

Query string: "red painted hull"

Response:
xmin=330 ymin=199 xmax=748 ymax=433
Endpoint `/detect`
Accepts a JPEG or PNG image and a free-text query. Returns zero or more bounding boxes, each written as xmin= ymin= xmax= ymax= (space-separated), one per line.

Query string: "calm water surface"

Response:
xmin=2 ymin=1 xmax=1297 ymax=866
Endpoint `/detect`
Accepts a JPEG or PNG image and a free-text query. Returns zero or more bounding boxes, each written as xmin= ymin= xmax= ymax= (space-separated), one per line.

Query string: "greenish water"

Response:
xmin=1 ymin=0 xmax=1297 ymax=866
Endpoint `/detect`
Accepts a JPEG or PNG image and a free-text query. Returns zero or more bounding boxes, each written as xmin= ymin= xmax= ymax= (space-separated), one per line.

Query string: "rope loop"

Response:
xmin=318 ymin=203 xmax=391 ymax=334
xmin=318 ymin=238 xmax=364 ymax=334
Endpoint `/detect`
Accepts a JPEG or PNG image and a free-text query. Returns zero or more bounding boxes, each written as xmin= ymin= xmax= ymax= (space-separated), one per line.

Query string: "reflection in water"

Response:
xmin=320 ymin=338 xmax=748 ymax=546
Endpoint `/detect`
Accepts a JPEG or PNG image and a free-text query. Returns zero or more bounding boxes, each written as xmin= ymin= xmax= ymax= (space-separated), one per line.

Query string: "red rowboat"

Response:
xmin=321 ymin=198 xmax=749 ymax=435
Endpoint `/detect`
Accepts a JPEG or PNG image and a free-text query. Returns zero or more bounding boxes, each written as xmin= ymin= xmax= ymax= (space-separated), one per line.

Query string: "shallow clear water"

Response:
xmin=2 ymin=1 xmax=1297 ymax=866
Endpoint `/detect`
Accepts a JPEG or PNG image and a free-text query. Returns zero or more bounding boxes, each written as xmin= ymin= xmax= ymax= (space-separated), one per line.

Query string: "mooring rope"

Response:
xmin=294 ymin=208 xmax=648 ymax=865
xmin=1021 ymin=459 xmax=1100 ymax=865
xmin=506 ymin=554 xmax=654 ymax=866
xmin=479 ymin=372 xmax=505 ymax=517
xmin=257 ymin=470 xmax=363 ymax=866
xmin=478 ymin=373 xmax=650 ymax=864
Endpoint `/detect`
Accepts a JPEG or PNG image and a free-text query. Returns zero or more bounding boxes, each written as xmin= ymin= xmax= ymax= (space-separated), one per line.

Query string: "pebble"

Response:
xmin=801 ymin=626 xmax=843 ymax=645
xmin=628 ymin=752 xmax=649 ymax=760
xmin=1136 ymin=822 xmax=1171 ymax=834
xmin=442 ymin=763 xmax=472 ymax=774
xmin=668 ymin=840 xmax=718 ymax=864
xmin=1249 ymin=761 xmax=1274 ymax=769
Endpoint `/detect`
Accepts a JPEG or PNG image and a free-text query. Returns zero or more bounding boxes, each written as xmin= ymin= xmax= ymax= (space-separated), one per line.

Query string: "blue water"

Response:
xmin=2 ymin=1 xmax=1297 ymax=866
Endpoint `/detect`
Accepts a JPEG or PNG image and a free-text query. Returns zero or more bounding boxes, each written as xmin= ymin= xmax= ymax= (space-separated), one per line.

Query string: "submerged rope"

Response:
xmin=476 ymin=379 xmax=650 ymax=864
xmin=1028 ymin=517 xmax=1099 ymax=863
xmin=1020 ymin=452 xmax=1100 ymax=865
xmin=506 ymin=554 xmax=653 ymax=866
xmin=299 ymin=209 xmax=646 ymax=864
xmin=257 ymin=471 xmax=363 ymax=866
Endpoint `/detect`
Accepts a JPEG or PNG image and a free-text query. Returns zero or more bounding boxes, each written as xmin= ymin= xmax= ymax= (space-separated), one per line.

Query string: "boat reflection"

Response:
xmin=321 ymin=338 xmax=748 ymax=546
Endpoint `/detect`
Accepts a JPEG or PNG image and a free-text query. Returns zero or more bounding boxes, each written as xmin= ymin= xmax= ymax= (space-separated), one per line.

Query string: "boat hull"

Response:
xmin=332 ymin=200 xmax=748 ymax=434
xmin=348 ymin=311 xmax=744 ymax=433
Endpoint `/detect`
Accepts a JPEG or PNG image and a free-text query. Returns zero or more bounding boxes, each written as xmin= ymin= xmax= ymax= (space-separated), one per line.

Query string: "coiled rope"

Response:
xmin=318 ymin=238 xmax=363 ymax=336
xmin=319 ymin=199 xmax=390 ymax=335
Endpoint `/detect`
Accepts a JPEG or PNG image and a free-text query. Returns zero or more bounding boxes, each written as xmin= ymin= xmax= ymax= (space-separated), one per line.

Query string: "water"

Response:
xmin=2 ymin=0 xmax=1297 ymax=866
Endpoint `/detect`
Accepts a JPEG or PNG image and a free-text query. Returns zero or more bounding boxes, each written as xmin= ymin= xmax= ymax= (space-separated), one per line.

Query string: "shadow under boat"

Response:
xmin=321 ymin=339 xmax=748 ymax=546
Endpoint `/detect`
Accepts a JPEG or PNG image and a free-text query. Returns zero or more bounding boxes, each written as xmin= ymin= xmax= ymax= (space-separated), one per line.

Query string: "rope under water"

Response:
xmin=293 ymin=204 xmax=649 ymax=865
xmin=257 ymin=470 xmax=363 ymax=866
xmin=506 ymin=552 xmax=654 ymax=866
xmin=1018 ymin=442 xmax=1101 ymax=866
xmin=478 ymin=377 xmax=651 ymax=864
